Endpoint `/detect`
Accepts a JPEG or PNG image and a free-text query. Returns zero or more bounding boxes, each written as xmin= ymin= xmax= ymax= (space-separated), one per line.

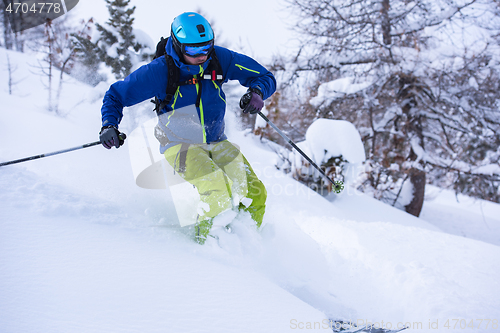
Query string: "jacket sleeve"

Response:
xmin=101 ymin=58 xmax=168 ymax=128
xmin=215 ymin=47 xmax=277 ymax=100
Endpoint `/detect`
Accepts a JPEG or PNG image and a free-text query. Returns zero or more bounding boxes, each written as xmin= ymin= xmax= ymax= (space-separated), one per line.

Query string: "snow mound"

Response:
xmin=304 ymin=118 xmax=366 ymax=165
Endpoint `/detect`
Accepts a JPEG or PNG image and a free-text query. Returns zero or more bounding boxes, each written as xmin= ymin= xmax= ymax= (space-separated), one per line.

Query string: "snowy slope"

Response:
xmin=0 ymin=172 xmax=326 ymax=333
xmin=1 ymin=47 xmax=500 ymax=333
xmin=421 ymin=185 xmax=500 ymax=247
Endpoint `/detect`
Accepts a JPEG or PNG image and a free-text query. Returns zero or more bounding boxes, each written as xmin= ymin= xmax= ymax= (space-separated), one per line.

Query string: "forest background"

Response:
xmin=2 ymin=0 xmax=500 ymax=217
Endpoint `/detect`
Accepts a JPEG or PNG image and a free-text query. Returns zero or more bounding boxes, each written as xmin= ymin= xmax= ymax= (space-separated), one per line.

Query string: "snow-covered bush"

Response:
xmin=276 ymin=119 xmax=365 ymax=195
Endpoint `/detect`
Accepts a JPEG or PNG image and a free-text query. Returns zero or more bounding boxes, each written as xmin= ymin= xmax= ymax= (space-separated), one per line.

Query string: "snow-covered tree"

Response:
xmin=94 ymin=0 xmax=149 ymax=79
xmin=272 ymin=0 xmax=500 ymax=215
xmin=72 ymin=0 xmax=153 ymax=81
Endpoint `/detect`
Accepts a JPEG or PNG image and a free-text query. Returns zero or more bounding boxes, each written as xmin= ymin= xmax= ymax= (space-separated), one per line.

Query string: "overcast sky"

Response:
xmin=72 ymin=0 xmax=296 ymax=63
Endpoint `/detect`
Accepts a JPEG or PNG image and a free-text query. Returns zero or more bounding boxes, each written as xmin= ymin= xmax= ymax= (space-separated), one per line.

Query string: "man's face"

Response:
xmin=183 ymin=54 xmax=208 ymax=65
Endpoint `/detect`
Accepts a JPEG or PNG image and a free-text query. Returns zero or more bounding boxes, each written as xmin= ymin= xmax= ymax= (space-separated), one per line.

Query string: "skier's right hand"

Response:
xmin=99 ymin=126 xmax=126 ymax=149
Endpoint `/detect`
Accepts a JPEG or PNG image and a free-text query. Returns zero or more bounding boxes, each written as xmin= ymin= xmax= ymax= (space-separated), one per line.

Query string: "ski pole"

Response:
xmin=257 ymin=111 xmax=344 ymax=193
xmin=0 ymin=134 xmax=126 ymax=167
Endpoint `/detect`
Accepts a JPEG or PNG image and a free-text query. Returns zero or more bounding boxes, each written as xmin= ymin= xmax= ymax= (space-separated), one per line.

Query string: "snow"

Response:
xmin=310 ymin=77 xmax=372 ymax=108
xmin=473 ymin=164 xmax=500 ymax=176
xmin=1 ymin=39 xmax=500 ymax=333
xmin=421 ymin=185 xmax=500 ymax=247
xmin=288 ymin=119 xmax=366 ymax=187
xmin=304 ymin=119 xmax=366 ymax=165
xmin=133 ymin=28 xmax=155 ymax=53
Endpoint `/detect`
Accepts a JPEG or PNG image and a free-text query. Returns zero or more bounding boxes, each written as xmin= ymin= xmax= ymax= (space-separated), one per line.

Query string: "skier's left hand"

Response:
xmin=240 ymin=88 xmax=264 ymax=114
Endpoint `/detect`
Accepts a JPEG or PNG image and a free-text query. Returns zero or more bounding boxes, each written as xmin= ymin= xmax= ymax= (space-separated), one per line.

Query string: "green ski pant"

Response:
xmin=164 ymin=141 xmax=266 ymax=242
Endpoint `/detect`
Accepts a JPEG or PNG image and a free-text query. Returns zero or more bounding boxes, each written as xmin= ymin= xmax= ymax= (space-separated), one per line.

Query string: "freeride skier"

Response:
xmin=99 ymin=12 xmax=276 ymax=244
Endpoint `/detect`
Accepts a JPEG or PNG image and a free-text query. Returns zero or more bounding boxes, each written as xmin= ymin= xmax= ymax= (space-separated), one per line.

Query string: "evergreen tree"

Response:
xmin=72 ymin=1 xmax=152 ymax=82
xmin=95 ymin=0 xmax=143 ymax=79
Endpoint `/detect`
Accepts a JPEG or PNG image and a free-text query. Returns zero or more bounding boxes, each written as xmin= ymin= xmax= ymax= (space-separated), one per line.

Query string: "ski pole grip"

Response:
xmin=118 ymin=133 xmax=127 ymax=146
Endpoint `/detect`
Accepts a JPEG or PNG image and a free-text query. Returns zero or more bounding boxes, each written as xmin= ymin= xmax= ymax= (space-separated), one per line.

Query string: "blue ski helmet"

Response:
xmin=171 ymin=12 xmax=215 ymax=58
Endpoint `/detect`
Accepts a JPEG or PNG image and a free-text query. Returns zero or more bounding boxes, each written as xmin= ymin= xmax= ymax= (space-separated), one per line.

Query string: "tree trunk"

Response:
xmin=405 ymin=167 xmax=426 ymax=217
xmin=2 ymin=2 xmax=13 ymax=49
xmin=381 ymin=0 xmax=391 ymax=45
xmin=398 ymin=75 xmax=426 ymax=217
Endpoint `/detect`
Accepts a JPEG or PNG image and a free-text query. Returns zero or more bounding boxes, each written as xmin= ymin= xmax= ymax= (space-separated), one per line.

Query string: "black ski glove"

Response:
xmin=99 ymin=126 xmax=126 ymax=149
xmin=240 ymin=88 xmax=264 ymax=114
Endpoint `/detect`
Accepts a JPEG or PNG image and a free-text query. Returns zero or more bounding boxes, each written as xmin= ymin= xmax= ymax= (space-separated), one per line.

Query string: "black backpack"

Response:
xmin=151 ymin=37 xmax=224 ymax=115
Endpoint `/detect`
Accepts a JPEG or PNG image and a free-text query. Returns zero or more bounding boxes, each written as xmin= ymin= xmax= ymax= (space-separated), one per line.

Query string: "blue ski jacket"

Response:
xmin=101 ymin=38 xmax=276 ymax=152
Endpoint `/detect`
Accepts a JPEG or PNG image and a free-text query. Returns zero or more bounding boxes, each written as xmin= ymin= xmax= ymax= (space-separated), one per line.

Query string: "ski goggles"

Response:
xmin=183 ymin=41 xmax=214 ymax=57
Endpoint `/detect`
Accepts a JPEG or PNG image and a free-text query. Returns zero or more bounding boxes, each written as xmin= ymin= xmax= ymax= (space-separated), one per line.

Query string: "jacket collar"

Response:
xmin=165 ymin=37 xmax=211 ymax=76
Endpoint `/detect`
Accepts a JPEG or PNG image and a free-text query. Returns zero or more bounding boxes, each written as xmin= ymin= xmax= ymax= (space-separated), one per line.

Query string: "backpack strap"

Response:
xmin=153 ymin=54 xmax=180 ymax=115
xmin=153 ymin=37 xmax=168 ymax=60
xmin=164 ymin=54 xmax=180 ymax=106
